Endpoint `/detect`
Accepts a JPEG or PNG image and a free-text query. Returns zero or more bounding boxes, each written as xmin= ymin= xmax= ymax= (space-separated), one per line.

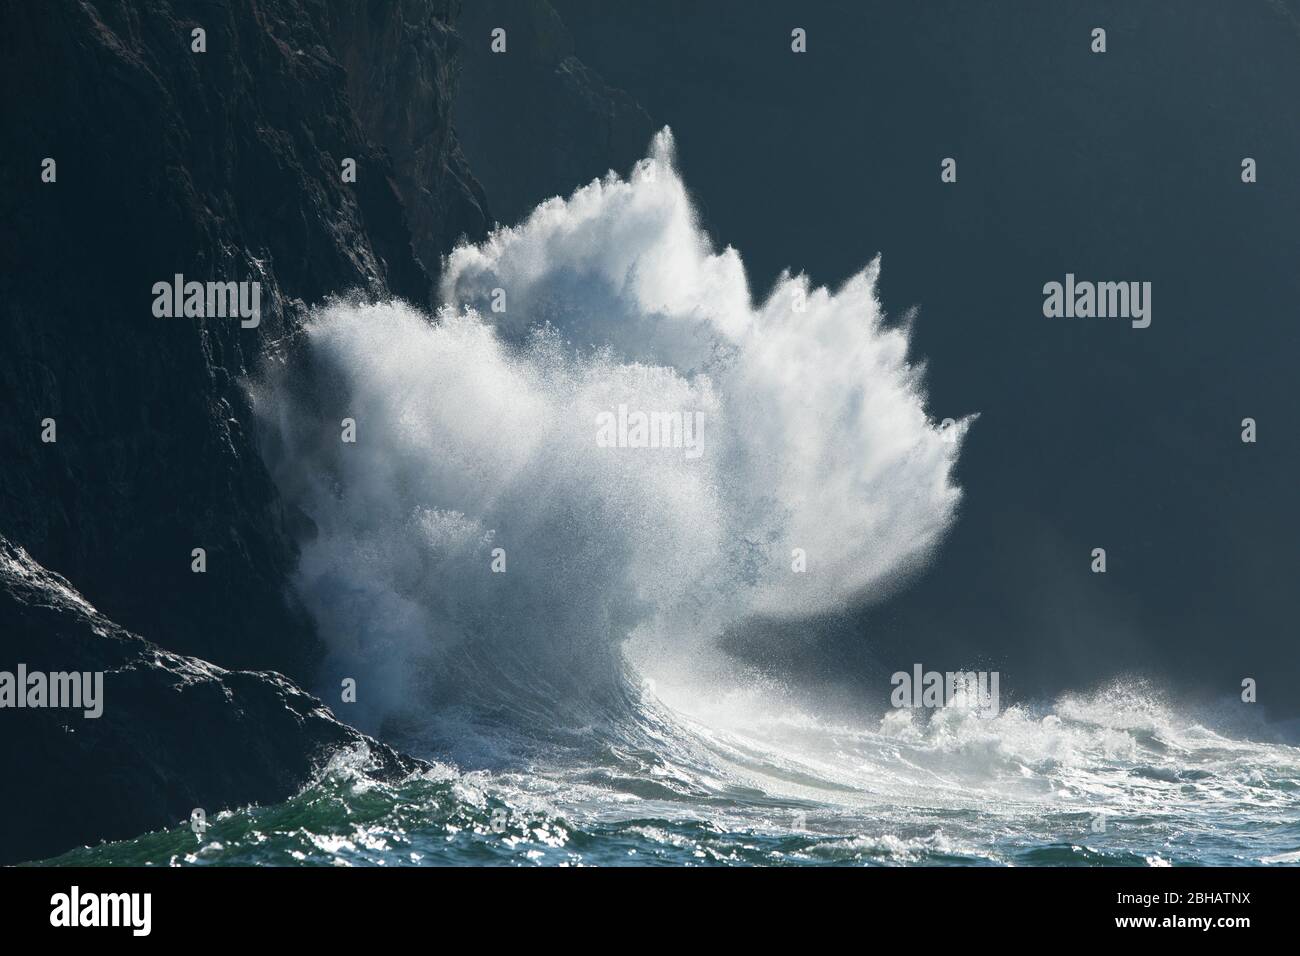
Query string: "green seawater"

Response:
xmin=33 ymin=686 xmax=1300 ymax=867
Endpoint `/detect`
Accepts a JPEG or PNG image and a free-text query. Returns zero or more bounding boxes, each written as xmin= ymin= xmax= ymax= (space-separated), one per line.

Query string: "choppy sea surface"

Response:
xmin=40 ymin=134 xmax=1299 ymax=868
xmin=39 ymin=684 xmax=1300 ymax=867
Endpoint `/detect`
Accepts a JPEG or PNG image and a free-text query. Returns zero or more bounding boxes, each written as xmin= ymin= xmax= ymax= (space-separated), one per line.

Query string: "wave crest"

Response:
xmin=253 ymin=129 xmax=969 ymax=744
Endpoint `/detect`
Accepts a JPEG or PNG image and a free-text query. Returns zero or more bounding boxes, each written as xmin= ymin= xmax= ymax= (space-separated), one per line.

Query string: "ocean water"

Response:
xmin=40 ymin=131 xmax=1299 ymax=867
xmin=40 ymin=683 xmax=1300 ymax=866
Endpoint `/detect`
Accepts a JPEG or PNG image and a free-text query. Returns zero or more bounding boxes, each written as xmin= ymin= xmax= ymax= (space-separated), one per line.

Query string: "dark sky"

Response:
xmin=476 ymin=0 xmax=1300 ymax=717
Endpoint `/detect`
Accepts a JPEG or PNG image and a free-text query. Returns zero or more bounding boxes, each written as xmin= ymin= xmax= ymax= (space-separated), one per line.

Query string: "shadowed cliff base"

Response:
xmin=0 ymin=534 xmax=421 ymax=866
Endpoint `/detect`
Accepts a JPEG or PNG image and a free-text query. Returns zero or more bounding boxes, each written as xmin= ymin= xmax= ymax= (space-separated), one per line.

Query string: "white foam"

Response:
xmin=254 ymin=128 xmax=969 ymax=733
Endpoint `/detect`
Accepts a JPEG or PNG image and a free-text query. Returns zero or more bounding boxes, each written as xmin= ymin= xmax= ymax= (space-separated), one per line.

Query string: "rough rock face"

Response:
xmin=320 ymin=0 xmax=490 ymax=283
xmin=0 ymin=535 xmax=421 ymax=866
xmin=455 ymin=0 xmax=656 ymax=226
xmin=0 ymin=0 xmax=486 ymax=677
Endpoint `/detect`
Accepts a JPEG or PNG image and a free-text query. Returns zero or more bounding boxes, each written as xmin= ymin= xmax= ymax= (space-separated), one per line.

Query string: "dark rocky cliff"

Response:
xmin=320 ymin=0 xmax=490 ymax=282
xmin=0 ymin=0 xmax=487 ymax=679
xmin=0 ymin=0 xmax=651 ymax=864
xmin=0 ymin=534 xmax=421 ymax=867
xmin=0 ymin=0 xmax=479 ymax=864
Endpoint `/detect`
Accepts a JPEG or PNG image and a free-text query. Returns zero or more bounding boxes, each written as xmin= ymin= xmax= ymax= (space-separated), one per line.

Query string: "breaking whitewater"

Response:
xmin=41 ymin=132 xmax=1300 ymax=866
